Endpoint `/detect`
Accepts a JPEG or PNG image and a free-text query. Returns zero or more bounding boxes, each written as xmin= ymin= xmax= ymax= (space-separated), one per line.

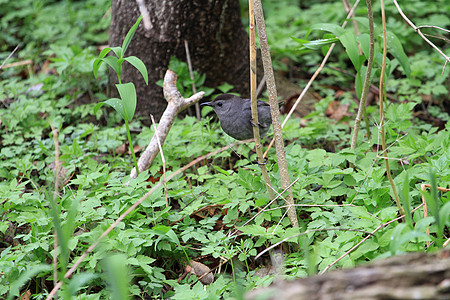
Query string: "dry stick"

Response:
xmin=249 ymin=0 xmax=275 ymax=201
xmin=45 ymin=141 xmax=244 ymax=299
xmin=0 ymin=44 xmax=20 ymax=69
xmin=392 ymin=0 xmax=450 ymax=74
xmin=136 ymin=0 xmax=152 ymax=31
xmin=416 ymin=25 xmax=450 ymax=34
xmin=184 ymin=40 xmax=201 ymax=120
xmin=379 ymin=0 xmax=404 ymax=216
xmin=263 ymin=0 xmax=361 ymax=158
xmin=254 ymin=0 xmax=298 ymax=228
xmin=50 ymin=124 xmax=61 ymax=300
xmin=129 ymin=70 xmax=204 ymax=179
xmin=421 ymin=184 xmax=450 ymax=248
xmin=350 ymin=0 xmax=375 ymax=149
xmin=151 ymin=114 xmax=168 ymax=207
xmin=319 ymin=203 xmax=424 ymax=274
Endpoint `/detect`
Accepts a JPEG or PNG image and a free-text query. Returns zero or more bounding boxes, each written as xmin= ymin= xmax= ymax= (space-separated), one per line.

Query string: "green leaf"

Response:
xmin=125 ymin=56 xmax=148 ymax=85
xmin=122 ymin=15 xmax=143 ymax=55
xmin=339 ymin=31 xmax=361 ymax=70
xmin=385 ymin=31 xmax=411 ymax=79
xmin=98 ymin=47 xmax=113 ymax=59
xmin=47 ymin=190 xmax=69 ymax=267
xmin=116 ymin=83 xmax=137 ymax=121
xmin=165 ymin=229 xmax=181 ymax=246
xmin=310 ymin=23 xmax=345 ymax=36
xmin=103 ymin=98 xmax=125 ymax=119
xmin=357 ymin=34 xmax=370 ymax=59
xmin=94 ymin=102 xmax=105 ymax=115
xmin=7 ymin=264 xmax=52 ymax=300
xmin=110 ymin=46 xmax=123 ymax=58
xmin=300 ymin=38 xmax=339 ymax=50
xmin=102 ymin=56 xmax=120 ymax=75
xmin=399 ymin=171 xmax=413 ymax=228
xmin=104 ymin=254 xmax=130 ymax=300
xmin=439 ymin=202 xmax=450 ymax=235
xmin=66 ymin=272 xmax=98 ymax=297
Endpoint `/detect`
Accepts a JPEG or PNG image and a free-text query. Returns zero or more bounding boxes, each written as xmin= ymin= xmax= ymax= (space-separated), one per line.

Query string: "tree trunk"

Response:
xmin=246 ymin=250 xmax=450 ymax=300
xmin=109 ymin=0 xmax=249 ymax=124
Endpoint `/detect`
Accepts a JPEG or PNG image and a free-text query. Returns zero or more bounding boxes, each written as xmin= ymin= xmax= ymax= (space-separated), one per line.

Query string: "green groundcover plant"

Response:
xmin=1 ymin=0 xmax=449 ymax=299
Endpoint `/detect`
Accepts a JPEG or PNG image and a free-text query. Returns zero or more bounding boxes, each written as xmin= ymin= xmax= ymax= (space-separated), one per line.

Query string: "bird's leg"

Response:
xmin=250 ymin=120 xmax=267 ymax=128
xmin=256 ymin=157 xmax=268 ymax=165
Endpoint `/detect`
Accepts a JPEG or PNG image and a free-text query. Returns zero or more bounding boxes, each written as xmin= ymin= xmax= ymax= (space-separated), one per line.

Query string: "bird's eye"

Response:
xmin=217 ymin=102 xmax=223 ymax=107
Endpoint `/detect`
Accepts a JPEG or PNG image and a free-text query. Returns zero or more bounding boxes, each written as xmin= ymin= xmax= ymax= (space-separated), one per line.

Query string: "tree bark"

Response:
xmin=246 ymin=250 xmax=450 ymax=300
xmin=109 ymin=0 xmax=249 ymax=124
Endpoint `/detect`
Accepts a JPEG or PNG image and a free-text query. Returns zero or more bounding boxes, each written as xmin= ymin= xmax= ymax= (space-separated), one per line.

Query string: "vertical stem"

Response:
xmin=379 ymin=0 xmax=404 ymax=215
xmin=124 ymin=117 xmax=140 ymax=176
xmin=254 ymin=0 xmax=298 ymax=227
xmin=118 ymin=72 xmax=139 ymax=176
xmin=249 ymin=0 xmax=275 ymax=201
xmin=351 ymin=0 xmax=375 ymax=149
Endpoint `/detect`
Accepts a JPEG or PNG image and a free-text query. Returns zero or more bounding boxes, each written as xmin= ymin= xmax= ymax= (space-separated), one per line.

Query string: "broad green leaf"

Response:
xmin=104 ymin=98 xmax=125 ymax=119
xmin=310 ymin=23 xmax=345 ymax=36
xmin=110 ymin=46 xmax=123 ymax=58
xmin=299 ymin=38 xmax=339 ymax=50
xmin=93 ymin=48 xmax=113 ymax=77
xmin=339 ymin=31 xmax=361 ymax=70
xmin=93 ymin=58 xmax=104 ymax=78
xmin=116 ymin=83 xmax=137 ymax=121
xmin=153 ymin=224 xmax=171 ymax=234
xmin=122 ymin=15 xmax=143 ymax=55
xmin=386 ymin=31 xmax=411 ymax=79
xmin=357 ymin=34 xmax=370 ymax=59
xmin=98 ymin=47 xmax=113 ymax=59
xmin=125 ymin=56 xmax=148 ymax=85
xmin=102 ymin=56 xmax=120 ymax=75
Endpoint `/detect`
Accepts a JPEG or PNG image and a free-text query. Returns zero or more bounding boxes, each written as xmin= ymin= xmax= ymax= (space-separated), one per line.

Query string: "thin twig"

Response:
xmin=0 ymin=44 xmax=20 ymax=69
xmin=50 ymin=124 xmax=60 ymax=300
xmin=254 ymin=0 xmax=298 ymax=227
xmin=379 ymin=0 xmax=404 ymax=215
xmin=249 ymin=0 xmax=275 ymax=201
xmin=256 ymin=75 xmax=266 ymax=97
xmin=129 ymin=70 xmax=204 ymax=180
xmin=184 ymin=40 xmax=201 ymax=120
xmin=391 ymin=0 xmax=449 ymax=74
xmin=151 ymin=114 xmax=168 ymax=207
xmin=351 ymin=0 xmax=375 ymax=149
xmin=135 ymin=0 xmax=152 ymax=31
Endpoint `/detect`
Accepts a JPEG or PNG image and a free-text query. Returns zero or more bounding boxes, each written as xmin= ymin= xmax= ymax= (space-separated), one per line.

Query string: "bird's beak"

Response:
xmin=201 ymin=102 xmax=212 ymax=107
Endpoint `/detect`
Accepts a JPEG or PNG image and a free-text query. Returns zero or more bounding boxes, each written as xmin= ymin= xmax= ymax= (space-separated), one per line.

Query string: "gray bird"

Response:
xmin=201 ymin=93 xmax=272 ymax=140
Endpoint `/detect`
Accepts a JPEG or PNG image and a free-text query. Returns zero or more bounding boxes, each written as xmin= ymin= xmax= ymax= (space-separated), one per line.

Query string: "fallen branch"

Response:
xmin=129 ymin=69 xmax=204 ymax=179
